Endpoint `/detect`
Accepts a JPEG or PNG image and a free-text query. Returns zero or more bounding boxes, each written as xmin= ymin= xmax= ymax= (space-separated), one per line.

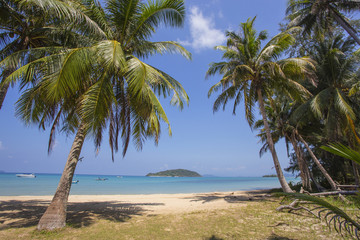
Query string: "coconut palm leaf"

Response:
xmin=321 ymin=143 xmax=360 ymax=165
xmin=276 ymin=192 xmax=360 ymax=239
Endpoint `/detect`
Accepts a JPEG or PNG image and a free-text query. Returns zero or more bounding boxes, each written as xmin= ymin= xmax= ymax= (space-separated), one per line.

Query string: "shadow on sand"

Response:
xmin=0 ymin=200 xmax=164 ymax=229
xmin=185 ymin=189 xmax=273 ymax=204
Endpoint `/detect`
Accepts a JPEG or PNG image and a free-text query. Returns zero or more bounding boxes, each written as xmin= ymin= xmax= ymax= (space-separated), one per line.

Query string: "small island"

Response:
xmin=262 ymin=174 xmax=277 ymax=178
xmin=146 ymin=169 xmax=202 ymax=177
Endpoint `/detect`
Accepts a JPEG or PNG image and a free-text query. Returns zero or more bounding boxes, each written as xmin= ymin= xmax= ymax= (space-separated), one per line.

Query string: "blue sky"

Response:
xmin=0 ymin=0 xmax=292 ymax=177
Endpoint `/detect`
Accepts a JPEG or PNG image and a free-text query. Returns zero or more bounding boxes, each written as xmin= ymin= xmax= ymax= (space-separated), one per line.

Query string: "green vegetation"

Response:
xmin=146 ymin=169 xmax=201 ymax=177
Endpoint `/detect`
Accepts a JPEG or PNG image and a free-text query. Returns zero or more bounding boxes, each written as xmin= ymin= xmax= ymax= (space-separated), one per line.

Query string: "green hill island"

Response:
xmin=146 ymin=169 xmax=202 ymax=177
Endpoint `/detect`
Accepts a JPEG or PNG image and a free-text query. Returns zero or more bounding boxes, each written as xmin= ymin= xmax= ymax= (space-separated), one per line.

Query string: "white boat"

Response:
xmin=72 ymin=180 xmax=79 ymax=184
xmin=16 ymin=173 xmax=36 ymax=178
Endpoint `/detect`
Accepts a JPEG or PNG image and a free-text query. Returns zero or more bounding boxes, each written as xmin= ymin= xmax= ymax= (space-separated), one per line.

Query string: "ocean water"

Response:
xmin=0 ymin=173 xmax=298 ymax=196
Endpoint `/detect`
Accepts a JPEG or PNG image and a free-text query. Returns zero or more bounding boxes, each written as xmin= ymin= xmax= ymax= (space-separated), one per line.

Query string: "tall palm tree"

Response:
xmin=207 ymin=17 xmax=314 ymax=193
xmin=291 ymin=34 xmax=360 ymax=189
xmin=286 ymin=0 xmax=360 ymax=45
xmin=1 ymin=0 xmax=190 ymax=230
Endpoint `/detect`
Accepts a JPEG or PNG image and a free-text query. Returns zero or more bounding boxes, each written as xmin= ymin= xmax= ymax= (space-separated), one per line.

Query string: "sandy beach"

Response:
xmin=0 ymin=190 xmax=270 ymax=213
xmin=0 ymin=190 xmax=341 ymax=239
xmin=0 ymin=190 xmax=270 ymax=228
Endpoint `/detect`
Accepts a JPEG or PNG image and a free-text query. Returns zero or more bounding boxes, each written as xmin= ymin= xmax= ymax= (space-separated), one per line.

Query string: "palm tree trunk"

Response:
xmin=37 ymin=123 xmax=86 ymax=230
xmin=298 ymin=135 xmax=338 ymax=191
xmin=330 ymin=7 xmax=360 ymax=45
xmin=257 ymin=89 xmax=292 ymax=193
xmin=352 ymin=161 xmax=359 ymax=186
xmin=289 ymin=136 xmax=312 ymax=191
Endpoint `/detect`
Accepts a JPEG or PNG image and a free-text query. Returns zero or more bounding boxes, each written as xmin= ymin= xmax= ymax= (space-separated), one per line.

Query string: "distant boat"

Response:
xmin=16 ymin=173 xmax=36 ymax=178
xmin=96 ymin=177 xmax=108 ymax=181
xmin=116 ymin=176 xmax=123 ymax=178
xmin=72 ymin=180 xmax=79 ymax=184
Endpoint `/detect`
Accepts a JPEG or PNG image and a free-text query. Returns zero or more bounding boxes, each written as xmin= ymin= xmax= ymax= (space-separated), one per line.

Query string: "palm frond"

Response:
xmin=321 ymin=143 xmax=360 ymax=166
xmin=276 ymin=192 xmax=360 ymax=239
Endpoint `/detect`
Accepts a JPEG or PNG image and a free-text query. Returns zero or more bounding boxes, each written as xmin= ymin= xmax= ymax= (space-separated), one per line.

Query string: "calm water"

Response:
xmin=0 ymin=173 xmax=298 ymax=196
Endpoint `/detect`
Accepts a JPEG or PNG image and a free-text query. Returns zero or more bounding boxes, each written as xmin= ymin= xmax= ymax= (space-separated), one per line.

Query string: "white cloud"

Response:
xmin=180 ymin=7 xmax=226 ymax=51
xmin=0 ymin=141 xmax=4 ymax=150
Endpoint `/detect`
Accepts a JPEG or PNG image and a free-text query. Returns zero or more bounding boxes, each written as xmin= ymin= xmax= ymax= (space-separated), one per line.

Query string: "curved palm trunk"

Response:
xmin=37 ymin=123 xmax=86 ymax=230
xmin=257 ymin=89 xmax=292 ymax=193
xmin=330 ymin=7 xmax=360 ymax=45
xmin=352 ymin=161 xmax=360 ymax=186
xmin=298 ymin=135 xmax=338 ymax=191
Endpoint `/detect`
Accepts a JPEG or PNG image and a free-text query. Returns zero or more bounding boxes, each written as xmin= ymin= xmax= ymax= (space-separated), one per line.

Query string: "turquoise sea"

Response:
xmin=0 ymin=173 xmax=298 ymax=196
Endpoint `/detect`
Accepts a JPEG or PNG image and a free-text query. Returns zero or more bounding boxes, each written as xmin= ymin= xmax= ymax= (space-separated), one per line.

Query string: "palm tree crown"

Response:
xmin=286 ymin=0 xmax=360 ymax=44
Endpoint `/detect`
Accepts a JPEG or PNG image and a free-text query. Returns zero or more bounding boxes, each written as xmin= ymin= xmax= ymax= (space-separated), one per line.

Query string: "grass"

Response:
xmin=0 ymin=196 xmax=345 ymax=240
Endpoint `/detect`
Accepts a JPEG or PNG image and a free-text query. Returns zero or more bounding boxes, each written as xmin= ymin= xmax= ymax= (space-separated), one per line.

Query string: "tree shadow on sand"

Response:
xmin=185 ymin=190 xmax=274 ymax=204
xmin=0 ymin=200 xmax=164 ymax=229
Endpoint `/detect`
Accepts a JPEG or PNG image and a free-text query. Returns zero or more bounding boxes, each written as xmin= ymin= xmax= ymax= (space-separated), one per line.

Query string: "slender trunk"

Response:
xmin=352 ymin=161 xmax=360 ymax=185
xmin=289 ymin=136 xmax=311 ymax=191
xmin=298 ymin=135 xmax=338 ymax=191
xmin=331 ymin=8 xmax=360 ymax=45
xmin=257 ymin=89 xmax=292 ymax=193
xmin=298 ymin=145 xmax=313 ymax=191
xmin=37 ymin=123 xmax=86 ymax=230
xmin=308 ymin=165 xmax=325 ymax=192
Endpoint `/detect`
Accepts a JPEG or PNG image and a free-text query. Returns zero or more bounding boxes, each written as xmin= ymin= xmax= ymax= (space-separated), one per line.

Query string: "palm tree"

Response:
xmin=0 ymin=0 xmax=108 ymax=109
xmin=207 ymin=17 xmax=314 ymax=193
xmin=0 ymin=0 xmax=56 ymax=108
xmin=1 ymin=0 xmax=190 ymax=230
xmin=286 ymin=0 xmax=360 ymax=45
xmin=290 ymin=34 xmax=360 ymax=189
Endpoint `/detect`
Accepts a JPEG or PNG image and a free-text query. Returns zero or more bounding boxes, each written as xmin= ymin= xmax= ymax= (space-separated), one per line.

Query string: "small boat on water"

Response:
xmin=72 ymin=180 xmax=79 ymax=184
xmin=16 ymin=173 xmax=36 ymax=178
xmin=96 ymin=177 xmax=108 ymax=181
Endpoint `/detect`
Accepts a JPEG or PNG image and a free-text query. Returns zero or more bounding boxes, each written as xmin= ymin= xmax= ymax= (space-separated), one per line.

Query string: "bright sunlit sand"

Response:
xmin=0 ymin=190 xmax=269 ymax=216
